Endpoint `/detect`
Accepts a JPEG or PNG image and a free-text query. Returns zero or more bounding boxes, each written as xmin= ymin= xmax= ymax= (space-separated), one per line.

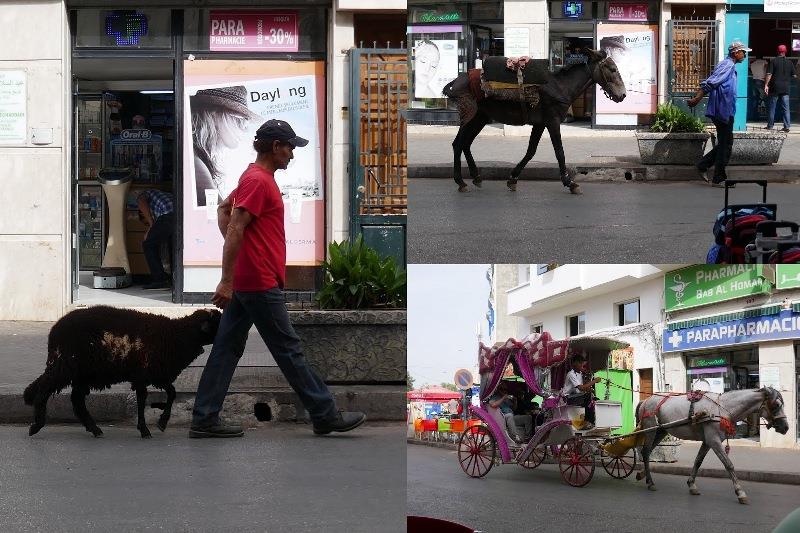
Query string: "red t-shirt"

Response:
xmin=230 ymin=164 xmax=285 ymax=291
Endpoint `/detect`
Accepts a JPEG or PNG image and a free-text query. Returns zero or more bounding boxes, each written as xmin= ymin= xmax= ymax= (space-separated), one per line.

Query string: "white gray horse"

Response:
xmin=634 ymin=387 xmax=789 ymax=504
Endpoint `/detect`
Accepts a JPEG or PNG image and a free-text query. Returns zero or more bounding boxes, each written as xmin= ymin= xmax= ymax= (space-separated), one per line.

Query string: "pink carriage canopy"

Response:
xmin=477 ymin=332 xmax=629 ymax=402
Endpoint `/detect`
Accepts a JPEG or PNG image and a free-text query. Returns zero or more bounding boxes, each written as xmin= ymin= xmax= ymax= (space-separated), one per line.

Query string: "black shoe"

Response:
xmin=781 ymin=128 xmax=790 ymax=133
xmin=711 ymin=175 xmax=727 ymax=187
xmin=143 ymin=280 xmax=171 ymax=290
xmin=313 ymin=411 xmax=366 ymax=435
xmin=189 ymin=422 xmax=244 ymax=438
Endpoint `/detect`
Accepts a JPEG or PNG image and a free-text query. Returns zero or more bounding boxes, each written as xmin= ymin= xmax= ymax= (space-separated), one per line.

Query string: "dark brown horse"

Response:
xmin=443 ymin=50 xmax=627 ymax=193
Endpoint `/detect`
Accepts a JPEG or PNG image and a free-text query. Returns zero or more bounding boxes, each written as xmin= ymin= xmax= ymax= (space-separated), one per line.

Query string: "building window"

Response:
xmin=617 ymin=300 xmax=640 ymax=326
xmin=531 ymin=323 xmax=543 ymax=334
xmin=537 ymin=263 xmax=558 ymax=275
xmin=567 ymin=313 xmax=585 ymax=336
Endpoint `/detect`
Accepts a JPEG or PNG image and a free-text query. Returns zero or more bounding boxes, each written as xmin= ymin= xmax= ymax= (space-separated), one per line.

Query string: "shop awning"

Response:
xmin=667 ymin=304 xmax=783 ymax=331
xmin=406 ymin=386 xmax=461 ymax=402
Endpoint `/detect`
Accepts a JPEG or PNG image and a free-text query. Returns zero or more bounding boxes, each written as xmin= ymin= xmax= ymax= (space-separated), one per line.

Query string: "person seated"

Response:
xmin=561 ymin=354 xmax=601 ymax=430
xmin=529 ymin=401 xmax=545 ymax=431
xmin=488 ymin=384 xmax=524 ymax=444
xmin=511 ymin=392 xmax=533 ymax=441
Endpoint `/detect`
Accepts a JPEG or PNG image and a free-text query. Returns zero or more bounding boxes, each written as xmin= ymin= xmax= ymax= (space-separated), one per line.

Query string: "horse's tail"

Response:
xmin=634 ymin=400 xmax=643 ymax=426
xmin=441 ymin=78 xmax=458 ymax=98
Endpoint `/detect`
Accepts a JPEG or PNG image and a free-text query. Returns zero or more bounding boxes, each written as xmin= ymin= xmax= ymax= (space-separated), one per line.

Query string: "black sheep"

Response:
xmin=24 ymin=306 xmax=221 ymax=438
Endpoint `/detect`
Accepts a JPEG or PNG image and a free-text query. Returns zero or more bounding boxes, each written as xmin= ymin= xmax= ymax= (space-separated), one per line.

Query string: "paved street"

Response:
xmin=407 ymin=180 xmax=800 ymax=263
xmin=407 ymin=445 xmax=800 ymax=533
xmin=0 ymin=424 xmax=405 ymax=532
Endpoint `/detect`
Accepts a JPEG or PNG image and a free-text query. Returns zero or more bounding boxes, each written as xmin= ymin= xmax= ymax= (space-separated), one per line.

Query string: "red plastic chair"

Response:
xmin=421 ymin=419 xmax=438 ymax=440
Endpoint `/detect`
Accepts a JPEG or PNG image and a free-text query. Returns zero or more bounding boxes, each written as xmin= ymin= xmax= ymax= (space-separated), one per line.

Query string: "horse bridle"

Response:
xmin=760 ymin=388 xmax=787 ymax=429
xmin=585 ymin=56 xmax=616 ymax=101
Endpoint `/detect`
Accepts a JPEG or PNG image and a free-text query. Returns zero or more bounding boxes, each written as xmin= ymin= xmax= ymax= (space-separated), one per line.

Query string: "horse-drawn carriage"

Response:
xmin=458 ymin=332 xmax=637 ymax=486
xmin=457 ymin=331 xmax=789 ymax=500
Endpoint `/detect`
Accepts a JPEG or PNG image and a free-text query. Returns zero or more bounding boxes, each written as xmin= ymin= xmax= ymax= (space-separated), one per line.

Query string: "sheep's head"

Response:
xmin=196 ymin=309 xmax=222 ymax=345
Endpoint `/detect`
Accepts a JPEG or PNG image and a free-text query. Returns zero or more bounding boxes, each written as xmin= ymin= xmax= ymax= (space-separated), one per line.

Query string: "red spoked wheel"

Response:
xmin=601 ymin=447 xmax=637 ymax=479
xmin=457 ymin=425 xmax=497 ymax=478
xmin=519 ymin=445 xmax=546 ymax=469
xmin=558 ymin=437 xmax=595 ymax=487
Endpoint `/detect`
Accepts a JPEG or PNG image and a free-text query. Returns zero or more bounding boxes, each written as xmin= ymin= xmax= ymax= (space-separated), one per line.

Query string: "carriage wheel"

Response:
xmin=457 ymin=425 xmax=497 ymax=478
xmin=558 ymin=437 xmax=595 ymax=487
xmin=601 ymin=447 xmax=637 ymax=479
xmin=520 ymin=446 xmax=546 ymax=469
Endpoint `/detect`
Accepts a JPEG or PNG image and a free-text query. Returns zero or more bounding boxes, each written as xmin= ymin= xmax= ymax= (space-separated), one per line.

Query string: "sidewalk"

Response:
xmin=409 ymin=124 xmax=800 ymax=183
xmin=0 ymin=321 xmax=402 ymax=425
xmin=407 ymin=437 xmax=800 ymax=485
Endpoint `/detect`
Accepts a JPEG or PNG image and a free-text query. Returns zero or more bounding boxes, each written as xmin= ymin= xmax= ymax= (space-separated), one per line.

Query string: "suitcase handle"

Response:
xmin=755 ymin=220 xmax=800 ymax=236
xmin=724 ymin=179 xmax=767 ymax=208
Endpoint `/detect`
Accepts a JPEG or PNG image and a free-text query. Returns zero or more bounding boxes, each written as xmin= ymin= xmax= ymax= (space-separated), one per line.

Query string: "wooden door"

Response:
xmin=639 ymin=368 xmax=653 ymax=401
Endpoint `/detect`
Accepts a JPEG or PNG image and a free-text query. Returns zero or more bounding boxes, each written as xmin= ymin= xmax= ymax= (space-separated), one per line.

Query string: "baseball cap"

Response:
xmin=728 ymin=40 xmax=752 ymax=54
xmin=254 ymin=119 xmax=309 ymax=147
xmin=778 ymin=44 xmax=788 ymax=53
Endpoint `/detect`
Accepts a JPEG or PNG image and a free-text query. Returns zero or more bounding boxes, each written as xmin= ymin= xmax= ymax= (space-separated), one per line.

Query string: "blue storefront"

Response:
xmin=725 ymin=0 xmax=800 ymax=130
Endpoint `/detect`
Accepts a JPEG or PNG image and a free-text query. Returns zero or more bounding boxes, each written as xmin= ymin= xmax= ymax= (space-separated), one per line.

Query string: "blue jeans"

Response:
xmin=767 ymin=93 xmax=790 ymax=130
xmin=192 ymin=289 xmax=337 ymax=427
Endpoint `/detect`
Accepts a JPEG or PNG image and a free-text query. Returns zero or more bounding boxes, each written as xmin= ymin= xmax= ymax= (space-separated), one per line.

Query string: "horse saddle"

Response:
xmin=482 ymin=56 xmax=551 ymax=86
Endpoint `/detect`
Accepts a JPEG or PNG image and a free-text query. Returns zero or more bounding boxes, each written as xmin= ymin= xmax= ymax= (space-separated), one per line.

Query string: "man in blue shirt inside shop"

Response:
xmin=137 ymin=189 xmax=175 ymax=290
xmin=687 ymin=40 xmax=752 ymax=186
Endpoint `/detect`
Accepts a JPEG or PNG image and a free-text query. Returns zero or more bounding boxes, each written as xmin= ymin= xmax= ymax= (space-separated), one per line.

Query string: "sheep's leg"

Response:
xmin=29 ymin=392 xmax=51 ymax=436
xmin=135 ymin=385 xmax=151 ymax=439
xmin=156 ymin=384 xmax=176 ymax=432
xmin=71 ymin=384 xmax=103 ymax=437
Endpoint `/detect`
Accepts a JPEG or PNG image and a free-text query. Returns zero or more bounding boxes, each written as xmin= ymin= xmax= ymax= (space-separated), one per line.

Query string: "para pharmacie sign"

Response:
xmin=664 ymin=309 xmax=800 ymax=352
xmin=209 ymin=11 xmax=298 ymax=52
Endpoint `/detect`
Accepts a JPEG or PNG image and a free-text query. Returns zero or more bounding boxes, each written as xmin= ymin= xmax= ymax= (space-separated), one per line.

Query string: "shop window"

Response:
xmin=617 ymin=299 xmax=639 ymax=326
xmin=183 ymin=8 xmax=326 ymax=54
xmin=354 ymin=14 xmax=407 ymax=49
xmin=409 ymin=31 xmax=467 ymax=109
xmin=469 ymin=3 xmax=504 ymax=21
xmin=74 ymin=9 xmax=173 ymax=49
xmin=567 ymin=312 xmax=586 ymax=336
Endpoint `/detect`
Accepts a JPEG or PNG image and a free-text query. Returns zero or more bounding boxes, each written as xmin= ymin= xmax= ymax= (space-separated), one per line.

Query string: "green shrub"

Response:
xmin=649 ymin=103 xmax=706 ymax=133
xmin=316 ymin=235 xmax=407 ymax=309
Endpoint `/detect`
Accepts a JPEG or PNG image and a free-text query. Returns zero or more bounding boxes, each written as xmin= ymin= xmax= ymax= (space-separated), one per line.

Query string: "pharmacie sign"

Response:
xmin=776 ymin=265 xmax=800 ymax=289
xmin=665 ymin=265 xmax=770 ymax=312
xmin=209 ymin=11 xmax=298 ymax=52
xmin=664 ymin=309 xmax=800 ymax=352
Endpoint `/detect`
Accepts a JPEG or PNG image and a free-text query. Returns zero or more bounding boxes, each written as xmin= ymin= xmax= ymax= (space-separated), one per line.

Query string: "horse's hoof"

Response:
xmin=689 ymin=488 xmax=700 ymax=496
xmin=647 ymin=484 xmax=657 ymax=492
xmin=738 ymin=496 xmax=749 ymax=505
xmin=635 ymin=471 xmax=644 ymax=482
xmin=472 ymin=177 xmax=482 ymax=188
xmin=28 ymin=423 xmax=43 ymax=436
xmin=157 ymin=418 xmax=168 ymax=432
xmin=89 ymin=427 xmax=103 ymax=437
xmin=568 ymin=182 xmax=581 ymax=195
xmin=507 ymin=180 xmax=517 ymax=192
xmin=457 ymin=184 xmax=469 ymax=192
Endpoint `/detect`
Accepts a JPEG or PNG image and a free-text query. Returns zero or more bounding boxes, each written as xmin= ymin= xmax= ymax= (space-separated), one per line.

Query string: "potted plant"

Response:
xmin=636 ymin=103 xmax=711 ymax=165
xmin=290 ymin=235 xmax=407 ymax=390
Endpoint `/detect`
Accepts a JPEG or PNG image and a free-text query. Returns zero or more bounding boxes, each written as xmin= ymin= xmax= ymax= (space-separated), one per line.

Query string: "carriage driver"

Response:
xmin=561 ymin=354 xmax=601 ymax=430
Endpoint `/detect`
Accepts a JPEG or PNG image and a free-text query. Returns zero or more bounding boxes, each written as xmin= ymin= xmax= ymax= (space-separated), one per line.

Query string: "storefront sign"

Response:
xmin=664 ymin=309 xmax=800 ymax=352
xmin=776 ymin=265 xmax=800 ymax=289
xmin=608 ymin=3 xmax=648 ymax=21
xmin=0 ymin=70 xmax=26 ymax=144
xmin=414 ymin=40 xmax=459 ymax=99
xmin=688 ymin=355 xmax=729 ymax=368
xmin=414 ymin=10 xmax=464 ymax=23
xmin=183 ymin=60 xmax=325 ymax=273
xmin=209 ymin=11 xmax=298 ymax=52
xmin=563 ymin=2 xmax=584 ymax=18
xmin=505 ymin=27 xmax=531 ymax=57
xmin=664 ymin=265 xmax=769 ymax=312
xmin=105 ymin=10 xmax=149 ymax=46
xmin=596 ymin=23 xmax=658 ymax=115
xmin=764 ymin=0 xmax=800 ymax=13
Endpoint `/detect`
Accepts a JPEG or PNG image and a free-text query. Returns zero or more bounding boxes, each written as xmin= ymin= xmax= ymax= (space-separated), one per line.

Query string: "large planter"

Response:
xmin=726 ymin=131 xmax=786 ymax=165
xmin=650 ymin=439 xmax=682 ymax=463
xmin=290 ymin=309 xmax=406 ymax=383
xmin=636 ymin=132 xmax=711 ymax=165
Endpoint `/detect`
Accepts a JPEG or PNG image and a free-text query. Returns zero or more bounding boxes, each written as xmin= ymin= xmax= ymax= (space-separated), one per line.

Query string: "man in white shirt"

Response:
xmin=561 ymin=354 xmax=601 ymax=429
xmin=749 ymin=57 xmax=768 ymax=119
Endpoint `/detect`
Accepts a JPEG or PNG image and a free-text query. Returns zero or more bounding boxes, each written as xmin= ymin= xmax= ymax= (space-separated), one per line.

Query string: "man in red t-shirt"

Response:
xmin=191 ymin=119 xmax=366 ymax=438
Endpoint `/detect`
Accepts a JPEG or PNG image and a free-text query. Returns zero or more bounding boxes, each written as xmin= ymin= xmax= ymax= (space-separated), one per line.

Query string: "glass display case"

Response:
xmin=77 ymin=185 xmax=104 ymax=269
xmin=77 ymin=95 xmax=104 ymax=180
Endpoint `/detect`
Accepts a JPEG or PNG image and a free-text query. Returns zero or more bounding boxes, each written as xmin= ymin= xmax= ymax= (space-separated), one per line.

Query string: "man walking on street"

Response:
xmin=190 ymin=119 xmax=367 ymax=438
xmin=688 ymin=40 xmax=751 ymax=186
xmin=765 ymin=44 xmax=796 ymax=132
